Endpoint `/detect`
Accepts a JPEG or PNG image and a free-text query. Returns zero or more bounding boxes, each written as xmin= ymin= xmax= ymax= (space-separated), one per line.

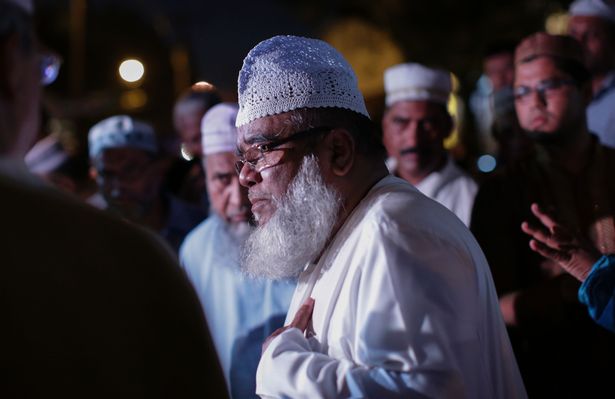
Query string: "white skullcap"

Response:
xmin=25 ymin=135 xmax=68 ymax=174
xmin=569 ymin=0 xmax=615 ymax=23
xmin=384 ymin=63 xmax=452 ymax=107
xmin=4 ymin=0 xmax=33 ymax=14
xmin=236 ymin=35 xmax=370 ymax=127
xmin=88 ymin=115 xmax=157 ymax=159
xmin=201 ymin=103 xmax=239 ymax=156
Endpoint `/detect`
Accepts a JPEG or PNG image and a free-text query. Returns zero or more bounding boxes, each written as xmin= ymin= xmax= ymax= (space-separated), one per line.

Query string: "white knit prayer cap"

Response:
xmin=88 ymin=115 xmax=157 ymax=159
xmin=202 ymin=103 xmax=239 ymax=156
xmin=4 ymin=0 xmax=33 ymax=14
xmin=384 ymin=63 xmax=452 ymax=107
xmin=569 ymin=0 xmax=615 ymax=23
xmin=236 ymin=35 xmax=370 ymax=127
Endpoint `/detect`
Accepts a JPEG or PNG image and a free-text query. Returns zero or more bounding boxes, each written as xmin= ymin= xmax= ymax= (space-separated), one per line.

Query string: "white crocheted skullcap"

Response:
xmin=384 ymin=63 xmax=452 ymax=107
xmin=25 ymin=135 xmax=68 ymax=174
xmin=4 ymin=0 xmax=33 ymax=14
xmin=88 ymin=115 xmax=157 ymax=159
xmin=201 ymin=103 xmax=239 ymax=156
xmin=569 ymin=0 xmax=615 ymax=23
xmin=236 ymin=35 xmax=370 ymax=127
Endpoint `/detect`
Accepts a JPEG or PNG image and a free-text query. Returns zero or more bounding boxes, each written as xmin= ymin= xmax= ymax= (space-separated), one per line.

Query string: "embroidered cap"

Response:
xmin=384 ymin=63 xmax=452 ymax=106
xmin=201 ymin=103 xmax=239 ymax=156
xmin=236 ymin=35 xmax=370 ymax=127
xmin=514 ymin=32 xmax=585 ymax=65
xmin=88 ymin=115 xmax=157 ymax=159
xmin=569 ymin=0 xmax=615 ymax=23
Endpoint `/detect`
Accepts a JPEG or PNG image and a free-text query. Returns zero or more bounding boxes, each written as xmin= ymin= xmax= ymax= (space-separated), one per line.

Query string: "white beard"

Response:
xmin=226 ymin=220 xmax=252 ymax=243
xmin=240 ymin=155 xmax=342 ymax=280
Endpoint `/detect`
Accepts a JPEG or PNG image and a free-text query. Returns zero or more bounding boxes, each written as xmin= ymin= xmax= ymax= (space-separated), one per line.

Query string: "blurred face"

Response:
xmin=484 ymin=52 xmax=515 ymax=91
xmin=173 ymin=102 xmax=206 ymax=158
xmin=382 ymin=101 xmax=451 ymax=183
xmin=93 ymin=148 xmax=161 ymax=220
xmin=236 ymin=112 xmax=326 ymax=224
xmin=514 ymin=57 xmax=585 ymax=139
xmin=205 ymin=152 xmax=251 ymax=225
xmin=568 ymin=15 xmax=614 ymax=75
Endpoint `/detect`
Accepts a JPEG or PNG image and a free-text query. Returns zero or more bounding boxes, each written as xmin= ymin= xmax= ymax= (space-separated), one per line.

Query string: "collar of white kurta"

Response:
xmin=386 ymin=156 xmax=461 ymax=197
xmin=415 ymin=157 xmax=462 ymax=197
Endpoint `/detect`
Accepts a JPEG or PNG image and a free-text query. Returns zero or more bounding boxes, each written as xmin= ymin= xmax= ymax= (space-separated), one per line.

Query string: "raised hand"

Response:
xmin=262 ymin=297 xmax=315 ymax=354
xmin=521 ymin=203 xmax=601 ymax=282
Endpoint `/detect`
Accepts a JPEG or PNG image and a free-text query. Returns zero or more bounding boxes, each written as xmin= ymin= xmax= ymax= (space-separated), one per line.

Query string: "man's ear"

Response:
xmin=89 ymin=166 xmax=98 ymax=180
xmin=0 ymin=33 xmax=22 ymax=99
xmin=323 ymin=128 xmax=355 ymax=177
xmin=441 ymin=112 xmax=454 ymax=141
xmin=581 ymin=81 xmax=593 ymax=106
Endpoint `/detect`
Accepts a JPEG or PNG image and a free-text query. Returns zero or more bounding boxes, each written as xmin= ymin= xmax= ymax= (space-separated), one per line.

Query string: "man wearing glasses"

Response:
xmin=0 ymin=1 xmax=227 ymax=396
xmin=236 ymin=35 xmax=526 ymax=398
xmin=471 ymin=32 xmax=615 ymax=397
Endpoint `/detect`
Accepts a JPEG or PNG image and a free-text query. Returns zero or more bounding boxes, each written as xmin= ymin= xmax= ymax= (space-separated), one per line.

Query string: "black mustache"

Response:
xmin=400 ymin=147 xmax=421 ymax=155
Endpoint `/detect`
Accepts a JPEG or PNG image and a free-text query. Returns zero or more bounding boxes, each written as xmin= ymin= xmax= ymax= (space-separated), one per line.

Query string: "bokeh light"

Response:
xmin=118 ymin=59 xmax=145 ymax=83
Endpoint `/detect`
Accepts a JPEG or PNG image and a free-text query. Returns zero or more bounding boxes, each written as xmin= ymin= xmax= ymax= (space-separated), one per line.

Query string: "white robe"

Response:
xmin=386 ymin=157 xmax=478 ymax=226
xmin=180 ymin=215 xmax=296 ymax=398
xmin=414 ymin=158 xmax=477 ymax=227
xmin=256 ymin=175 xmax=526 ymax=399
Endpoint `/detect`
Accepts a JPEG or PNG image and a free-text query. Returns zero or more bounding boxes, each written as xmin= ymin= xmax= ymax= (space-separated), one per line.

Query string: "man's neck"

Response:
xmin=591 ymin=68 xmax=614 ymax=95
xmin=592 ymin=74 xmax=606 ymax=95
xmin=399 ymin=153 xmax=447 ymax=186
xmin=333 ymin=159 xmax=389 ymax=237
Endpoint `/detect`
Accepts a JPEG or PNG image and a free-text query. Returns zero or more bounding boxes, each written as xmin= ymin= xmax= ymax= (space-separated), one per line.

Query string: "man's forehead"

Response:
xmin=514 ymin=57 xmax=565 ymax=83
xmin=206 ymin=151 xmax=237 ymax=166
xmin=237 ymin=113 xmax=295 ymax=147
xmin=387 ymin=100 xmax=445 ymax=117
xmin=99 ymin=147 xmax=151 ymax=163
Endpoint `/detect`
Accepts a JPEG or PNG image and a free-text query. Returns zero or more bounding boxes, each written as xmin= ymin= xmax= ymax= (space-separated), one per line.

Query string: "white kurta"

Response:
xmin=256 ymin=175 xmax=526 ymax=399
xmin=180 ymin=215 xmax=296 ymax=398
xmin=414 ymin=157 xmax=477 ymax=227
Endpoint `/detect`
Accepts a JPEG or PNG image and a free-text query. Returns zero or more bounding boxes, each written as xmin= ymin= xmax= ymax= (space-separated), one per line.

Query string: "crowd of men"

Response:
xmin=2 ymin=0 xmax=615 ymax=397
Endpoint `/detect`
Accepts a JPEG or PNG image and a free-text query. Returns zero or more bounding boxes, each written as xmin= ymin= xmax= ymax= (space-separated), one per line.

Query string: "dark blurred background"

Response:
xmin=35 ymin=0 xmax=574 ymax=164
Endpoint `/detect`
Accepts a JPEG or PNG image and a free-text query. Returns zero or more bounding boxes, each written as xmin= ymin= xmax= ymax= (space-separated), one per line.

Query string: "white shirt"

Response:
xmin=180 ymin=215 xmax=296 ymax=398
xmin=256 ymin=175 xmax=526 ymax=399
xmin=414 ymin=157 xmax=477 ymax=227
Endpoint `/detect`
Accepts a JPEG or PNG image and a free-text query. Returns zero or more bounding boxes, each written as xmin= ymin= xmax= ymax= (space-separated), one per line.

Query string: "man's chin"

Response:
xmin=526 ymin=129 xmax=568 ymax=145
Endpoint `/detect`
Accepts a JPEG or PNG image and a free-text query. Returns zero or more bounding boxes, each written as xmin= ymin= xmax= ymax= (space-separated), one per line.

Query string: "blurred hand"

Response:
xmin=262 ymin=297 xmax=315 ymax=355
xmin=521 ymin=203 xmax=601 ymax=282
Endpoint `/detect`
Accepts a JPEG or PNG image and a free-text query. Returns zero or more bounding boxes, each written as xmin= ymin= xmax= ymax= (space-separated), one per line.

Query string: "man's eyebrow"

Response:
xmin=237 ymin=131 xmax=286 ymax=151
xmin=213 ymin=171 xmax=234 ymax=178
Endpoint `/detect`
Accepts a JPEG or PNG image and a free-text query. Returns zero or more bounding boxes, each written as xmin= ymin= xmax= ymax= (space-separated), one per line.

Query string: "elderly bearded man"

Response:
xmin=235 ymin=35 xmax=526 ymax=399
xmin=180 ymin=103 xmax=295 ymax=399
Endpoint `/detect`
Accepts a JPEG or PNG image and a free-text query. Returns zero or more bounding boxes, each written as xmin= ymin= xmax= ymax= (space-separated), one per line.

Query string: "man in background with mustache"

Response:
xmin=381 ymin=63 xmax=477 ymax=226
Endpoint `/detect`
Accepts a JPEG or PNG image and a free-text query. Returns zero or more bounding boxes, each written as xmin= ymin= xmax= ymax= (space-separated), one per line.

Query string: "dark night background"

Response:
xmin=35 ymin=0 xmax=575 ymax=162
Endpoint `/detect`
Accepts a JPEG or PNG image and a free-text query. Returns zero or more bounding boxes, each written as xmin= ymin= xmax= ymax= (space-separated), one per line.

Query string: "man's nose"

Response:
xmin=229 ymin=179 xmax=249 ymax=207
xmin=238 ymin=163 xmax=261 ymax=187
xmin=402 ymin=122 xmax=420 ymax=147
